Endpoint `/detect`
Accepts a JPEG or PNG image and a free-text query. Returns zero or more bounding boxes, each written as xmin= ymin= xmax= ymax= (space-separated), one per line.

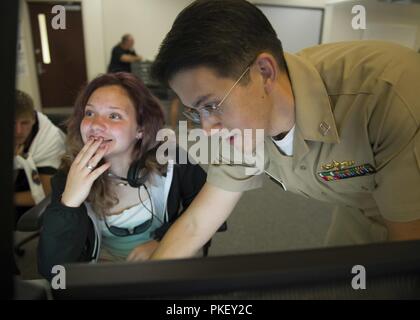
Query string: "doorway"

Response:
xmin=27 ymin=1 xmax=87 ymax=108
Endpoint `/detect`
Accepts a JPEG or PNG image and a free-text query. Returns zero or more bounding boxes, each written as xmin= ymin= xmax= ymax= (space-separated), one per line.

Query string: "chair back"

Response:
xmin=16 ymin=194 xmax=51 ymax=232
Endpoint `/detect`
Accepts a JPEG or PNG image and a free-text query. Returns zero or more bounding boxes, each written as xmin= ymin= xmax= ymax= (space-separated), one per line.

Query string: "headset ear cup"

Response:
xmin=127 ymin=157 xmax=148 ymax=188
xmin=127 ymin=161 xmax=138 ymax=187
xmin=135 ymin=171 xmax=148 ymax=187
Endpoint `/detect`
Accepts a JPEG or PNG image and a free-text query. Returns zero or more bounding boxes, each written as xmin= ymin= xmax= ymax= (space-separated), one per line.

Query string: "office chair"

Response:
xmin=15 ymin=195 xmax=51 ymax=256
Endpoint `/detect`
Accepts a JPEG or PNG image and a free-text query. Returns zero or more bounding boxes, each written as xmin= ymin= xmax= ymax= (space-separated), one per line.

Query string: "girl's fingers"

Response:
xmin=74 ymin=138 xmax=95 ymax=164
xmin=88 ymin=162 xmax=111 ymax=182
xmin=78 ymin=138 xmax=103 ymax=168
xmin=86 ymin=144 xmax=109 ymax=169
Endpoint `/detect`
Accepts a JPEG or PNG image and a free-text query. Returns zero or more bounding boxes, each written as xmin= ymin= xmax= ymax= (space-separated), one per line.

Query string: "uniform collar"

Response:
xmin=284 ymin=52 xmax=340 ymax=144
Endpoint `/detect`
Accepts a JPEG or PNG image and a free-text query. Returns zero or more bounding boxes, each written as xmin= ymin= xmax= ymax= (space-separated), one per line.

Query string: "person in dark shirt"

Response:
xmin=107 ymin=34 xmax=142 ymax=73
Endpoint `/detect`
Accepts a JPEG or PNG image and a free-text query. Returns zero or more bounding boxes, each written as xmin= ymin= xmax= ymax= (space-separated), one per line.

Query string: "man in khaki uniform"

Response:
xmin=149 ymin=0 xmax=420 ymax=259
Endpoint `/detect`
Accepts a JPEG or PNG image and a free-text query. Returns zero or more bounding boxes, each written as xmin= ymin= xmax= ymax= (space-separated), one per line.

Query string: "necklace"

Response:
xmin=108 ymin=172 xmax=129 ymax=186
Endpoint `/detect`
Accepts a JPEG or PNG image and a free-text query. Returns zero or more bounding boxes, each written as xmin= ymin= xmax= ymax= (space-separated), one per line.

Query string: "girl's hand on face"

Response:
xmin=61 ymin=138 xmax=111 ymax=207
xmin=126 ymin=240 xmax=159 ymax=262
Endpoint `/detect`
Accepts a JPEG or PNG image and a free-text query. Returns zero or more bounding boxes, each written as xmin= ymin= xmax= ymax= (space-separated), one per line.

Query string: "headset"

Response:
xmin=107 ymin=145 xmax=161 ymax=187
xmin=107 ymin=156 xmax=147 ymax=187
xmin=127 ymin=156 xmax=148 ymax=187
xmin=105 ymin=146 xmax=165 ymax=237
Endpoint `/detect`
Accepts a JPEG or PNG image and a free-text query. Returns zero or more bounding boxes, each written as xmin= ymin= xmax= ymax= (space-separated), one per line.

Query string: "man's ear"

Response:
xmin=254 ymin=53 xmax=278 ymax=94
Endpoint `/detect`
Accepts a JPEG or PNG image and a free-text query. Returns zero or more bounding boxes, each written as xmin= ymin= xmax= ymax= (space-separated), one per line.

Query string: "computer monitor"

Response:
xmin=53 ymin=240 xmax=420 ymax=300
xmin=5 ymin=0 xmax=420 ymax=302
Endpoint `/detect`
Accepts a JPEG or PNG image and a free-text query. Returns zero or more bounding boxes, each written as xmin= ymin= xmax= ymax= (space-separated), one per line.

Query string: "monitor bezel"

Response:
xmin=53 ymin=240 xmax=420 ymax=299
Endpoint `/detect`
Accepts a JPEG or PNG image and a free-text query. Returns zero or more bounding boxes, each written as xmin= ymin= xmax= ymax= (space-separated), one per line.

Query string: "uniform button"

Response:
xmin=319 ymin=121 xmax=331 ymax=136
xmin=300 ymin=165 xmax=306 ymax=170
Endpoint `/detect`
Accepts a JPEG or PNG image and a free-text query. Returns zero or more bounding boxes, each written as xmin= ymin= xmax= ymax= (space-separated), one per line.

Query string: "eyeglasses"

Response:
xmin=183 ymin=65 xmax=251 ymax=125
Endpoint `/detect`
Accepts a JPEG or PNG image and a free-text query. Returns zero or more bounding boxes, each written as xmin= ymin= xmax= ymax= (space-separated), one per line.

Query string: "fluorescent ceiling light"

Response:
xmin=37 ymin=13 xmax=51 ymax=64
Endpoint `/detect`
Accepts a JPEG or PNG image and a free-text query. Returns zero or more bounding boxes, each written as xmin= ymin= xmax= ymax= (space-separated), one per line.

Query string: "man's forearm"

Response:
xmin=151 ymin=213 xmax=202 ymax=260
xmin=151 ymin=183 xmax=242 ymax=260
xmin=385 ymin=218 xmax=420 ymax=241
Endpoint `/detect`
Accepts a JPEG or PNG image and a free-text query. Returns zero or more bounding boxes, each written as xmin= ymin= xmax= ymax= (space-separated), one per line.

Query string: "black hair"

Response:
xmin=121 ymin=34 xmax=132 ymax=43
xmin=151 ymin=0 xmax=286 ymax=86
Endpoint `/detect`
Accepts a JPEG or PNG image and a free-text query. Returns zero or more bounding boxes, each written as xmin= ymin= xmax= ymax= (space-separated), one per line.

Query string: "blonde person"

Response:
xmin=14 ymin=90 xmax=65 ymax=224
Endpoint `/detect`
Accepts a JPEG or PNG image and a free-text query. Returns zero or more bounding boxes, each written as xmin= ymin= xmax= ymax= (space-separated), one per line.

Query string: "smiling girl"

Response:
xmin=38 ymin=73 xmax=206 ymax=280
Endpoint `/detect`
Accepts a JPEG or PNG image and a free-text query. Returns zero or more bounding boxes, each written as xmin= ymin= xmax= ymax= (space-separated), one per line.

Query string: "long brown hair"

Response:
xmin=62 ymin=72 xmax=165 ymax=216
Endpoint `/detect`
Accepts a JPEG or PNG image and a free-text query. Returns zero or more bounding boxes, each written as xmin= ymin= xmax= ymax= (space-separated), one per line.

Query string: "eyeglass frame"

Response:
xmin=104 ymin=212 xmax=153 ymax=237
xmin=182 ymin=63 xmax=252 ymax=125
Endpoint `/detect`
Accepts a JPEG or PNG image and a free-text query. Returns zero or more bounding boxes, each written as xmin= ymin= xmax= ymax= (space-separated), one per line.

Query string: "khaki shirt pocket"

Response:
xmin=325 ymin=174 xmax=376 ymax=193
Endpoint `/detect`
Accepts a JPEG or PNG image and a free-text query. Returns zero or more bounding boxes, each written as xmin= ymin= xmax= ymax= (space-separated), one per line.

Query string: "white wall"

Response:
xmin=101 ymin=0 xmax=326 ymax=66
xmin=257 ymin=5 xmax=324 ymax=52
xmin=102 ymin=0 xmax=193 ymax=65
xmin=322 ymin=0 xmax=420 ymax=51
xmin=251 ymin=0 xmax=327 ymax=8
xmin=82 ymin=0 xmax=106 ymax=81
